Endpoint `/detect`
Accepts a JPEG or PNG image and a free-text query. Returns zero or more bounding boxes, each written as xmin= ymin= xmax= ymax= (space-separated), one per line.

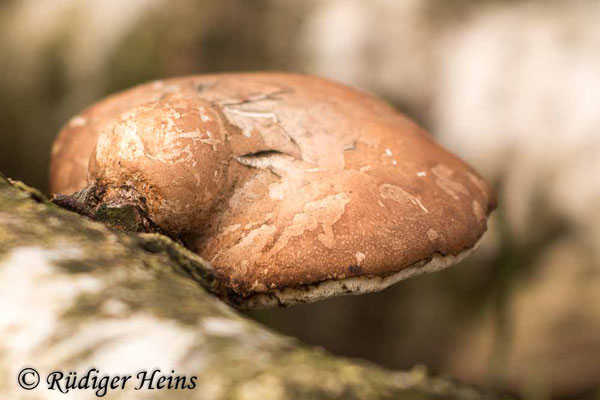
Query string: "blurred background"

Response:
xmin=1 ymin=0 xmax=599 ymax=399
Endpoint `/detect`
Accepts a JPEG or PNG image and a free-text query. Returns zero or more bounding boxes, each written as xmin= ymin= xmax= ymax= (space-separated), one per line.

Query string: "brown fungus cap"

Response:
xmin=50 ymin=73 xmax=496 ymax=309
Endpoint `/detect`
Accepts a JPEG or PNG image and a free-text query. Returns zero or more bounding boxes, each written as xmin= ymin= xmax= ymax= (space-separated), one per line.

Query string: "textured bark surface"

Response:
xmin=0 ymin=174 xmax=493 ymax=399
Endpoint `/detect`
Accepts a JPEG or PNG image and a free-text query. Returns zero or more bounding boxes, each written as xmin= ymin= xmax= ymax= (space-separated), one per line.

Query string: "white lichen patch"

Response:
xmin=201 ymin=317 xmax=245 ymax=337
xmin=379 ymin=184 xmax=428 ymax=213
xmin=0 ymin=246 xmax=103 ymax=379
xmin=42 ymin=314 xmax=200 ymax=379
xmin=235 ymin=374 xmax=286 ymax=400
xmin=0 ymin=248 xmax=202 ymax=397
xmin=100 ymin=299 xmax=130 ymax=317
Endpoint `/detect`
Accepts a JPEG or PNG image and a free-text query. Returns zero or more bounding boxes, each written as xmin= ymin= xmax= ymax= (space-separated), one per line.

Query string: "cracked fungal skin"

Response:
xmin=50 ymin=73 xmax=496 ymax=300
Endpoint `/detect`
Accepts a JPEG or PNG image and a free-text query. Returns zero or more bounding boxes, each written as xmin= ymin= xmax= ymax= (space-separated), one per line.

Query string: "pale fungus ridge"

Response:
xmin=50 ymin=73 xmax=496 ymax=309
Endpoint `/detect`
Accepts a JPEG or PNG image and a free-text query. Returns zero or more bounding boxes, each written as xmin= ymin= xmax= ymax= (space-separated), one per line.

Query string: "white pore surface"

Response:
xmin=243 ymin=238 xmax=482 ymax=309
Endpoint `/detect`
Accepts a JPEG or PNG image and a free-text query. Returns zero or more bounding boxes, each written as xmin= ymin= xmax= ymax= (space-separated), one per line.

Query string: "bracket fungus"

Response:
xmin=50 ymin=73 xmax=496 ymax=309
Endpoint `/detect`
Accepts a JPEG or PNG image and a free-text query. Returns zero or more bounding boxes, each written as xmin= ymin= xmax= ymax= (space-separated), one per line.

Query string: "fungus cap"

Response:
xmin=50 ymin=73 xmax=496 ymax=309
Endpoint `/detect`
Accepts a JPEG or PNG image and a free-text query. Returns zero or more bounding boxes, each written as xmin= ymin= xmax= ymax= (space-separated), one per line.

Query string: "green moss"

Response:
xmin=6 ymin=178 xmax=50 ymax=204
xmin=55 ymin=259 xmax=96 ymax=274
xmin=95 ymin=203 xmax=142 ymax=233
xmin=136 ymin=233 xmax=219 ymax=293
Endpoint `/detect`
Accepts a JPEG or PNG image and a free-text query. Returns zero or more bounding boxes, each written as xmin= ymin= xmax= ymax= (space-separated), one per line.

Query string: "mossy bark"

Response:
xmin=0 ymin=175 xmax=495 ymax=399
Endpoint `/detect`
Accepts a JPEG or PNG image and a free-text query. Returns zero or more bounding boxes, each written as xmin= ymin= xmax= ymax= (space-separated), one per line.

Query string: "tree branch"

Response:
xmin=0 ymin=175 xmax=496 ymax=399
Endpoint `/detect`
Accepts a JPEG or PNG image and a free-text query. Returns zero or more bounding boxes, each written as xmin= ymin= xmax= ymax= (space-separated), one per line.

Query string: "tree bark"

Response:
xmin=0 ymin=175 xmax=493 ymax=399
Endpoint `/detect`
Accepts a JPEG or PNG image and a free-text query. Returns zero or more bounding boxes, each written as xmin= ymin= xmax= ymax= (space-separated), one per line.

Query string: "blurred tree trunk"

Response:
xmin=0 ymin=175 xmax=492 ymax=400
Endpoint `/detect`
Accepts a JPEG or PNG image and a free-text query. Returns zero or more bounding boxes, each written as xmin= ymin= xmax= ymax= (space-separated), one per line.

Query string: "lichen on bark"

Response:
xmin=0 ymin=175 xmax=495 ymax=399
